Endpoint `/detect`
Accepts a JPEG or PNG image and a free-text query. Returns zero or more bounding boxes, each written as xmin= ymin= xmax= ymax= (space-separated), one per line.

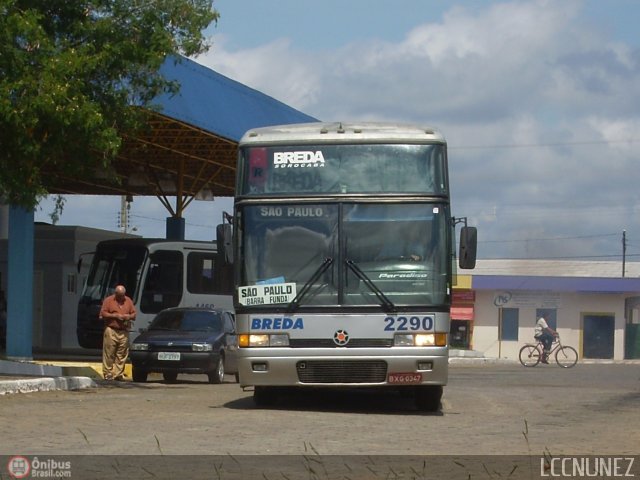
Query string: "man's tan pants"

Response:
xmin=102 ymin=326 xmax=129 ymax=380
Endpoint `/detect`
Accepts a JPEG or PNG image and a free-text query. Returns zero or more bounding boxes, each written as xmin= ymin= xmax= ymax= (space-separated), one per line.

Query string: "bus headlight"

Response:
xmin=239 ymin=334 xmax=290 ymax=347
xmin=130 ymin=343 xmax=149 ymax=351
xmin=394 ymin=333 xmax=447 ymax=347
xmin=415 ymin=333 xmax=447 ymax=346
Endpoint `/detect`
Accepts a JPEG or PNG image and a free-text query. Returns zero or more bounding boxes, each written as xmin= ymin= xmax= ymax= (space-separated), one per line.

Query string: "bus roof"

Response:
xmin=240 ymin=122 xmax=445 ymax=146
xmin=96 ymin=238 xmax=217 ymax=251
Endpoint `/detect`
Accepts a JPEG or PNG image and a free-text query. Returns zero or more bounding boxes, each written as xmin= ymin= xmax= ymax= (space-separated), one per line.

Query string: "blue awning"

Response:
xmin=157 ymin=56 xmax=318 ymax=142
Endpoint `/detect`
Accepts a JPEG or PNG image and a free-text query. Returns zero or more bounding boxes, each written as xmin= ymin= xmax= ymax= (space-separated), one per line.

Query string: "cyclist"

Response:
xmin=534 ymin=314 xmax=557 ymax=364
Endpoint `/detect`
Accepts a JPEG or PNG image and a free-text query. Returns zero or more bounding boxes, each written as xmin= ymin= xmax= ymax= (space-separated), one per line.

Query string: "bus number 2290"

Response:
xmin=384 ymin=316 xmax=434 ymax=331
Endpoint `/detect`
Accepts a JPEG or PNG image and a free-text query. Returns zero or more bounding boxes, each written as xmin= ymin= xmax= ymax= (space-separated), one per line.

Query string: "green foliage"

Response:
xmin=0 ymin=0 xmax=218 ymax=209
xmin=48 ymin=194 xmax=66 ymax=225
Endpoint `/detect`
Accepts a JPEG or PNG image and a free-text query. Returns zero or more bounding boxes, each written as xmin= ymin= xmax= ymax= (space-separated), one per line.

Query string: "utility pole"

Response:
xmin=118 ymin=195 xmax=133 ymax=233
xmin=622 ymin=230 xmax=626 ymax=278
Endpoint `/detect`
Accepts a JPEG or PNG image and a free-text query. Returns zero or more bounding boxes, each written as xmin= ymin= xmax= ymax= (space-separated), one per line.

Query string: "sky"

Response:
xmin=35 ymin=0 xmax=640 ymax=263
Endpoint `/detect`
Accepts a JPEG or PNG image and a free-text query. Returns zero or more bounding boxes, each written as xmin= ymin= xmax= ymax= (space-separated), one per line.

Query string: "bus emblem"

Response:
xmin=333 ymin=330 xmax=350 ymax=346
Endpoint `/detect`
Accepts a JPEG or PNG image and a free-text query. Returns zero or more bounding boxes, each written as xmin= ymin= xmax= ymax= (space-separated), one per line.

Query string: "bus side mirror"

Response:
xmin=459 ymin=226 xmax=477 ymax=269
xmin=216 ymin=224 xmax=233 ymax=264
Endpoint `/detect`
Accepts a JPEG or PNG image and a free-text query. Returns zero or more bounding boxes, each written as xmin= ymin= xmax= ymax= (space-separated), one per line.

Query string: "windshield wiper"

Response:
xmin=286 ymin=257 xmax=333 ymax=312
xmin=345 ymin=259 xmax=397 ymax=312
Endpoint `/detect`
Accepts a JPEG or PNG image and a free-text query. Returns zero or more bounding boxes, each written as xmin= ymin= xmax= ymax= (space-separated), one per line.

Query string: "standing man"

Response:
xmin=100 ymin=285 xmax=136 ymax=380
xmin=534 ymin=313 xmax=557 ymax=364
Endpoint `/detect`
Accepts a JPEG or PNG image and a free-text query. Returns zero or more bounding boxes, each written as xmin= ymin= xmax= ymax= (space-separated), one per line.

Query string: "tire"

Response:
xmin=253 ymin=386 xmax=277 ymax=407
xmin=519 ymin=344 xmax=542 ymax=367
xmin=163 ymin=372 xmax=178 ymax=383
xmin=208 ymin=355 xmax=225 ymax=384
xmin=132 ymin=366 xmax=147 ymax=383
xmin=415 ymin=385 xmax=442 ymax=412
xmin=555 ymin=346 xmax=578 ymax=368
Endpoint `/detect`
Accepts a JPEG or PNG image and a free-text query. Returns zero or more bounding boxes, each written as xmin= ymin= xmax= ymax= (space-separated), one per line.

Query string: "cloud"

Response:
xmin=193 ymin=0 xmax=640 ymax=260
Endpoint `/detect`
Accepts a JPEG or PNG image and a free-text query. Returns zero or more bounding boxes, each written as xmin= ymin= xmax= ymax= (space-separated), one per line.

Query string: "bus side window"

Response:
xmin=140 ymin=251 xmax=183 ymax=314
xmin=187 ymin=253 xmax=217 ymax=294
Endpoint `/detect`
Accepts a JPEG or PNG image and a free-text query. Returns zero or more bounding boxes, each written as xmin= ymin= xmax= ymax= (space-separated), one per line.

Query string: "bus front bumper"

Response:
xmin=237 ymin=350 xmax=448 ymax=387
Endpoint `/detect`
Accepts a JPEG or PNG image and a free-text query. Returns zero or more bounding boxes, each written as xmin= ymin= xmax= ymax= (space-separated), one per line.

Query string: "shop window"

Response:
xmin=450 ymin=319 xmax=471 ymax=349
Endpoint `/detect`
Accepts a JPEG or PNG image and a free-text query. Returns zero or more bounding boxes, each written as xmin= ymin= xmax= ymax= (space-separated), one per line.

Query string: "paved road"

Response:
xmin=1 ymin=363 xmax=638 ymax=458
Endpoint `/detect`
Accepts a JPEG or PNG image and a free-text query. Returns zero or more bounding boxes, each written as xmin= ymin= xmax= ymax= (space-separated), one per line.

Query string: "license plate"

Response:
xmin=388 ymin=373 xmax=422 ymax=384
xmin=158 ymin=352 xmax=180 ymax=361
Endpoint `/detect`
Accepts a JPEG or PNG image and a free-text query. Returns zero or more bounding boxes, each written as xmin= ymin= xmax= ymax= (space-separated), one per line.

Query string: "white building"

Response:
xmin=452 ymin=260 xmax=640 ymax=361
xmin=0 ymin=224 xmax=135 ymax=350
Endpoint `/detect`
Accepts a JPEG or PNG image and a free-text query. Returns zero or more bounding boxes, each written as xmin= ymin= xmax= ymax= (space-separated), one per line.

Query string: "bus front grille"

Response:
xmin=296 ymin=360 xmax=388 ymax=383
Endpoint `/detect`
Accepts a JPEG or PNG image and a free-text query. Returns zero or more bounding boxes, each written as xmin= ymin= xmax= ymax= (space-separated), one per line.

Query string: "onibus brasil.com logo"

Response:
xmin=7 ymin=456 xmax=71 ymax=478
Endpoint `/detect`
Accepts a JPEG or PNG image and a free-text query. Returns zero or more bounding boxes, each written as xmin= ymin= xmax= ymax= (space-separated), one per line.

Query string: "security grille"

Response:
xmin=296 ymin=360 xmax=388 ymax=383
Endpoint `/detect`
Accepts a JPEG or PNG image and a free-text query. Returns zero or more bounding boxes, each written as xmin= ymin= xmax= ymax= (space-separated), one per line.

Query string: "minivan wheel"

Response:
xmin=132 ymin=366 xmax=147 ymax=383
xmin=208 ymin=355 xmax=225 ymax=384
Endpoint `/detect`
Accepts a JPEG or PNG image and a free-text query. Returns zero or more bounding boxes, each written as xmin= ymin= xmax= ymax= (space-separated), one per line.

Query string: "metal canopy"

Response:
xmin=43 ymin=56 xmax=317 ymax=215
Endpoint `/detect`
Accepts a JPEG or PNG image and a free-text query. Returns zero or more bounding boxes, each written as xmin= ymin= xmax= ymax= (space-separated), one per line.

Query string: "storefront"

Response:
xmin=451 ymin=276 xmax=475 ymax=349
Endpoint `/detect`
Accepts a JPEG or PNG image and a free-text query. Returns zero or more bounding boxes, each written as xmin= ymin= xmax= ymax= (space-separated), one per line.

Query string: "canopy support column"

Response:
xmin=6 ymin=206 xmax=34 ymax=360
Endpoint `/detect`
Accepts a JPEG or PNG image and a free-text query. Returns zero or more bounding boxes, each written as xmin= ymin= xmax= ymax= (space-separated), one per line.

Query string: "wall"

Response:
xmin=472 ymin=289 xmax=629 ymax=360
xmin=0 ymin=225 xmax=136 ymax=350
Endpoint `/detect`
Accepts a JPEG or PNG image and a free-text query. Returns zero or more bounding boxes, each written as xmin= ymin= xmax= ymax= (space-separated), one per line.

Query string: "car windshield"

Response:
xmin=149 ymin=310 xmax=222 ymax=332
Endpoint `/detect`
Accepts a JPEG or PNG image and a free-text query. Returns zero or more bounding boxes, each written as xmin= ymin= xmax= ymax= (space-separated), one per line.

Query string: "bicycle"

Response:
xmin=518 ymin=335 xmax=578 ymax=368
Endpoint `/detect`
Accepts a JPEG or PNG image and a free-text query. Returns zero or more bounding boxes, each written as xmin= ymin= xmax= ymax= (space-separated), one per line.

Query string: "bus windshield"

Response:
xmin=238 ymin=202 xmax=449 ymax=308
xmin=239 ymin=144 xmax=447 ymax=196
xmin=81 ymin=246 xmax=146 ymax=303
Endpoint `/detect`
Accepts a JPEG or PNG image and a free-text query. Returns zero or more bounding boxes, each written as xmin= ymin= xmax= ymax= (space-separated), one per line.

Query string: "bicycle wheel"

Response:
xmin=555 ymin=346 xmax=578 ymax=368
xmin=519 ymin=344 xmax=541 ymax=367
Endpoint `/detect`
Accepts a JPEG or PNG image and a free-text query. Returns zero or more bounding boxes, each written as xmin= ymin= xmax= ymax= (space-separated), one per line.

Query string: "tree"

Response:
xmin=0 ymin=0 xmax=218 ymax=210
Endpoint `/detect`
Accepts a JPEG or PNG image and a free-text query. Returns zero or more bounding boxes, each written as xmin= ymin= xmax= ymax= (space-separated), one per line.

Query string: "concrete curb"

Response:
xmin=0 ymin=358 xmax=67 ymax=376
xmin=449 ymin=357 xmax=517 ymax=365
xmin=0 ymin=376 xmax=97 ymax=395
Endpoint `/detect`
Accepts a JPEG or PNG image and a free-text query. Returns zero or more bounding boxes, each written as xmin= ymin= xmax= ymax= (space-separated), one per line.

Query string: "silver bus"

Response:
xmin=76 ymin=238 xmax=233 ymax=348
xmin=231 ymin=122 xmax=477 ymax=411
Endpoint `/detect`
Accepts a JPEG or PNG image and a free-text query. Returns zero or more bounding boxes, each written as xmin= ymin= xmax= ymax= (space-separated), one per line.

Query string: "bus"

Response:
xmin=76 ymin=238 xmax=233 ymax=349
xmin=229 ymin=121 xmax=477 ymax=411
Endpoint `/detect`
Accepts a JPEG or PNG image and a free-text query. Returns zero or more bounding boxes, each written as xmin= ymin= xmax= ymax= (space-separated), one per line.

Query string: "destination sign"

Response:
xmin=238 ymin=282 xmax=297 ymax=306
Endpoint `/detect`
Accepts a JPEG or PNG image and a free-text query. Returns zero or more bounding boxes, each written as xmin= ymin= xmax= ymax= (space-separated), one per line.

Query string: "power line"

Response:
xmin=479 ymin=232 xmax=619 ymax=244
xmin=449 ymin=138 xmax=639 ymax=151
xmin=130 ymin=213 xmax=215 ymax=230
xmin=481 ymin=253 xmax=640 ymax=261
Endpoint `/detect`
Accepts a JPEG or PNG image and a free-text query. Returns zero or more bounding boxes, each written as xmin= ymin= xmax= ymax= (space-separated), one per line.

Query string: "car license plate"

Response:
xmin=158 ymin=352 xmax=180 ymax=361
xmin=388 ymin=373 xmax=422 ymax=384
